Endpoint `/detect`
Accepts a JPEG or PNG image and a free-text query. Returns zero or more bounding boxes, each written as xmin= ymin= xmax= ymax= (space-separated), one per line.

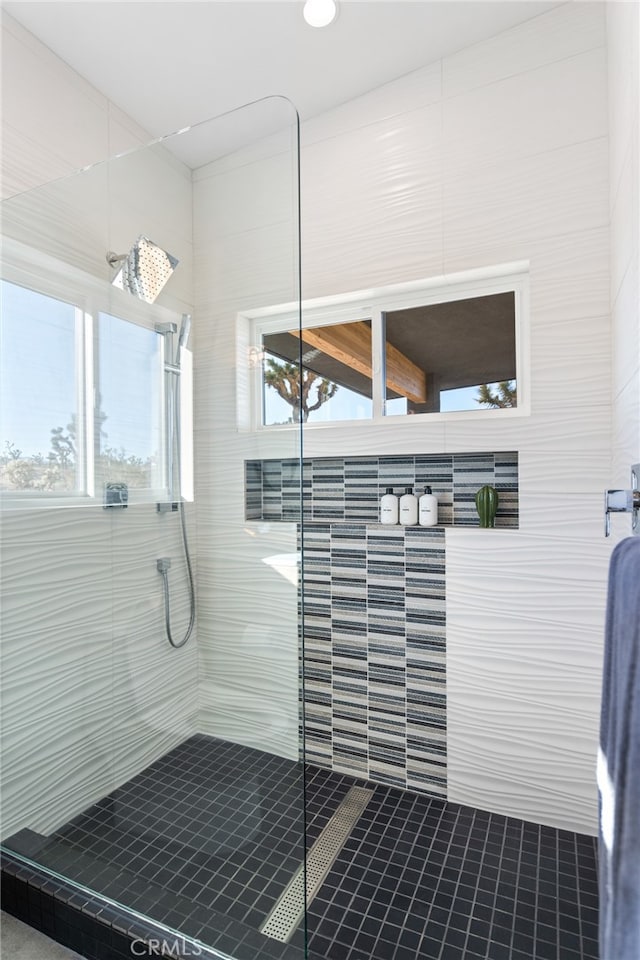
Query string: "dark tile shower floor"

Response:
xmin=4 ymin=734 xmax=599 ymax=960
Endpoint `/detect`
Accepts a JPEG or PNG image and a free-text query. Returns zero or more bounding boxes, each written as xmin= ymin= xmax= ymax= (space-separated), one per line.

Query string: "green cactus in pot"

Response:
xmin=475 ymin=484 xmax=499 ymax=528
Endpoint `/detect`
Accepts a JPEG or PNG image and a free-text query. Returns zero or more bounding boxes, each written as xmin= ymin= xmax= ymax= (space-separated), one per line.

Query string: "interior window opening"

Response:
xmin=384 ymin=291 xmax=517 ymax=416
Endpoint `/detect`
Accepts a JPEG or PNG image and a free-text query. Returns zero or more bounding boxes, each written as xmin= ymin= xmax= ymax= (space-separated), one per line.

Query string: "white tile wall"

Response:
xmin=607 ymin=0 xmax=640 ymax=492
xmin=447 ymin=528 xmax=608 ymax=834
xmin=193 ymin=127 xmax=301 ymax=760
xmin=302 ymin=102 xmax=445 ymax=295
xmin=441 ymin=1 xmax=605 ymax=97
xmin=194 ymin=2 xmax=613 ymax=835
xmin=442 ymin=48 xmax=607 ymax=173
xmin=0 ymin=14 xmax=145 ymax=200
xmin=3 ymin=0 xmax=634 ymax=842
xmin=0 ymin=13 xmax=198 ymax=838
xmin=0 ymin=504 xmax=198 ymax=838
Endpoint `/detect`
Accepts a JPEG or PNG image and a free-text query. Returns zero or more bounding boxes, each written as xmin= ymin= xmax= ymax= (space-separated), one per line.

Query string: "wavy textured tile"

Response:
xmin=607 ymin=0 xmax=639 ymax=198
xmin=1 ymin=13 xmax=109 ymax=198
xmin=2 ymin=2 xmax=622 ymax=853
xmin=612 ymin=260 xmax=639 ymax=399
xmin=191 ymin=5 xmax=614 ymax=837
xmin=446 ymin=530 xmax=606 ymax=835
xmin=301 ymin=103 xmax=445 ymax=296
xmin=443 ymin=48 xmax=607 ymax=176
xmin=1 ymin=503 xmax=198 ymax=837
xmin=443 ymin=139 xmax=609 ymax=268
xmin=195 ymin=512 xmax=300 ymax=760
xmin=442 ymin=1 xmax=605 ymax=97
xmin=528 ymin=227 xmax=610 ymax=323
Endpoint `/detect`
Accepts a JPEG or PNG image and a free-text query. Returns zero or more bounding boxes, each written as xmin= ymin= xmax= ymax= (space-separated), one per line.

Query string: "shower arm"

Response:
xmin=106 ymin=251 xmax=127 ymax=266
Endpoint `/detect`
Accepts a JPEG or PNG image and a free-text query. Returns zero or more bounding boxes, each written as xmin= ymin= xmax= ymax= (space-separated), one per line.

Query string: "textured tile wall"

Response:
xmin=302 ymin=523 xmax=447 ymax=797
xmin=607 ymin=2 xmax=640 ymax=497
xmin=0 ymin=505 xmax=199 ymax=839
xmin=1 ymin=14 xmax=149 ymax=200
xmin=197 ymin=2 xmax=611 ymax=834
xmin=246 ymin=451 xmax=518 ymax=526
xmin=0 ymin=19 xmax=198 ymax=839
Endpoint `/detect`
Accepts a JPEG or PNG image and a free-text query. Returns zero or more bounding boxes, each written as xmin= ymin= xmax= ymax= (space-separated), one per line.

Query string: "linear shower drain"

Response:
xmin=260 ymin=785 xmax=374 ymax=943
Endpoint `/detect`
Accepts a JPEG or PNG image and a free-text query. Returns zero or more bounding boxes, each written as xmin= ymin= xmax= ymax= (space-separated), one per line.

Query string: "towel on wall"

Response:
xmin=598 ymin=536 xmax=640 ymax=960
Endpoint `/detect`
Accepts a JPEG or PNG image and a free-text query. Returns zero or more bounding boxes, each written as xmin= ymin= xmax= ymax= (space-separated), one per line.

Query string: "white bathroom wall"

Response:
xmin=194 ymin=2 xmax=612 ymax=834
xmin=0 ymin=13 xmax=198 ymax=837
xmin=192 ymin=120 xmax=302 ymax=761
xmin=607 ymin=2 xmax=640 ymax=497
xmin=1 ymin=1 xmax=623 ymax=839
xmin=0 ymin=13 xmax=149 ymax=200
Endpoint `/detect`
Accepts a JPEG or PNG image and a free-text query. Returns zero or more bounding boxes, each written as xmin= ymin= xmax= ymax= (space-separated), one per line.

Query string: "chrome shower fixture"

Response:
xmin=178 ymin=313 xmax=192 ymax=352
xmin=106 ymin=235 xmax=178 ymax=304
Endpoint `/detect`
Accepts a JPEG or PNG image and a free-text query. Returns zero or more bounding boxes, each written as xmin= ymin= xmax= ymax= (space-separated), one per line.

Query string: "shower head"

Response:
xmin=107 ymin=235 xmax=178 ymax=304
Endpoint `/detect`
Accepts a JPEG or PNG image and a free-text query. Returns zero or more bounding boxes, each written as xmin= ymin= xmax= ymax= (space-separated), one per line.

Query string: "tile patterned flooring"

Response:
xmin=3 ymin=734 xmax=599 ymax=960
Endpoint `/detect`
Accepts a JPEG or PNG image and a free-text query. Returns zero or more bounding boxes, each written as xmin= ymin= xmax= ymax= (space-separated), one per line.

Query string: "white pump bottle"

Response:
xmin=380 ymin=487 xmax=399 ymax=524
xmin=419 ymin=486 xmax=438 ymax=526
xmin=399 ymin=487 xmax=418 ymax=525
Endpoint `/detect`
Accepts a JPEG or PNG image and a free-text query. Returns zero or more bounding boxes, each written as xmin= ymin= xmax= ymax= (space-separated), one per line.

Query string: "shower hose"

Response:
xmin=158 ymin=499 xmax=195 ymax=648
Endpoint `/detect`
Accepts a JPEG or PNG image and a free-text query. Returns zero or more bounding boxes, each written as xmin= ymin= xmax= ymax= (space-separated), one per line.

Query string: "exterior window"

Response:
xmin=1 ymin=279 xmax=174 ymax=503
xmin=97 ymin=313 xmax=164 ymax=491
xmin=0 ymin=281 xmax=81 ymax=493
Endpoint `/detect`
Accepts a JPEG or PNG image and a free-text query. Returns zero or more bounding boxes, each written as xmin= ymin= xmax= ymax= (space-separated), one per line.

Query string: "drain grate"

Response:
xmin=260 ymin=785 xmax=373 ymax=943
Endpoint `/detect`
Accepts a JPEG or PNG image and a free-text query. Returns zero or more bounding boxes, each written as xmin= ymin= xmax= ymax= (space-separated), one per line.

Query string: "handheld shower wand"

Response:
xmin=178 ymin=314 xmax=192 ymax=353
xmin=156 ymin=311 xmax=195 ymax=649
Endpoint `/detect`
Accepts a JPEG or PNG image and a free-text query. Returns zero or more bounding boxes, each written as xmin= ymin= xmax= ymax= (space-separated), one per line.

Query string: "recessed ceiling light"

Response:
xmin=303 ymin=0 xmax=338 ymax=28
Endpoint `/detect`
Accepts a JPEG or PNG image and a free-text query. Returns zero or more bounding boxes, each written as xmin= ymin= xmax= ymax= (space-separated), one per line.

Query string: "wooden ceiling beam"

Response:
xmin=289 ymin=321 xmax=427 ymax=403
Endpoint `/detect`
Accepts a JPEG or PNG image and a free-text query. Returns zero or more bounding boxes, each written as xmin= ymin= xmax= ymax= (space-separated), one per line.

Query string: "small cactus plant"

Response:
xmin=475 ymin=484 xmax=499 ymax=528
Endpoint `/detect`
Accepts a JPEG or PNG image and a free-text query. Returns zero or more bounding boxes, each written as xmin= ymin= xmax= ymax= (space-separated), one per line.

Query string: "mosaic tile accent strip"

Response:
xmin=246 ymin=451 xmax=518 ymax=526
xmin=302 ymin=524 xmax=447 ymax=798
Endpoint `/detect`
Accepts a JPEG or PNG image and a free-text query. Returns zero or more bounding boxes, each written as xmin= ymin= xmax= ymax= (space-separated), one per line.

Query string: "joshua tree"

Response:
xmin=48 ymin=424 xmax=75 ymax=467
xmin=264 ymin=358 xmax=338 ymax=422
xmin=1 ymin=393 xmax=151 ymax=492
xmin=476 ymin=380 xmax=517 ymax=409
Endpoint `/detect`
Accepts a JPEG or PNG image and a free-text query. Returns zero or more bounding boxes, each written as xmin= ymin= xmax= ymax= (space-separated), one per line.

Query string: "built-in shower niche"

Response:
xmin=245 ymin=451 xmax=519 ymax=525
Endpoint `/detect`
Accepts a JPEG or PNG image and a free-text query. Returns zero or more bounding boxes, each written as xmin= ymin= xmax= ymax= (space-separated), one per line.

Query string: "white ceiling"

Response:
xmin=5 ymin=1 xmax=563 ymax=143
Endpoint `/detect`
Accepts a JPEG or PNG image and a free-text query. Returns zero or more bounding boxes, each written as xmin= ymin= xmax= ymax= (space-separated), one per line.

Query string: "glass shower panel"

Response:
xmin=1 ymin=97 xmax=305 ymax=959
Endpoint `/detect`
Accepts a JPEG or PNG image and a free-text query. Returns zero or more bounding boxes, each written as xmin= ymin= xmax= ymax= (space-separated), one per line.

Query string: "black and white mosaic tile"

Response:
xmin=302 ymin=524 xmax=447 ymax=797
xmin=246 ymin=452 xmax=518 ymax=527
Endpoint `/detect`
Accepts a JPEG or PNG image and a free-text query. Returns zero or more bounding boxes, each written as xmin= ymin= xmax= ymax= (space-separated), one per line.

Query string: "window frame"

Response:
xmin=245 ymin=261 xmax=530 ymax=432
xmin=1 ymin=238 xmax=180 ymax=508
